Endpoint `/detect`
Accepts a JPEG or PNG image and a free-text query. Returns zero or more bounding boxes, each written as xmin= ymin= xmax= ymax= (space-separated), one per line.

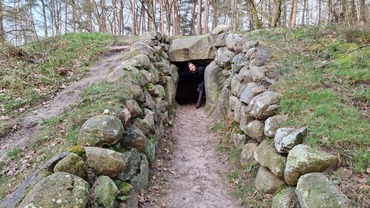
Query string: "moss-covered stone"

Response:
xmin=18 ymin=172 xmax=89 ymax=208
xmin=85 ymin=147 xmax=127 ymax=179
xmin=53 ymin=153 xmax=88 ymax=180
xmin=94 ymin=176 xmax=118 ymax=208
xmin=68 ymin=145 xmax=86 ymax=157
xmin=78 ymin=115 xmax=124 ymax=146
xmin=272 ymin=187 xmax=300 ymax=208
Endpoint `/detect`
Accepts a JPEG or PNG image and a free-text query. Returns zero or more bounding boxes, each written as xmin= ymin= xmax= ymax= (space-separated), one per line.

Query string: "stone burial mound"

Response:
xmin=0 ymin=26 xmax=353 ymax=208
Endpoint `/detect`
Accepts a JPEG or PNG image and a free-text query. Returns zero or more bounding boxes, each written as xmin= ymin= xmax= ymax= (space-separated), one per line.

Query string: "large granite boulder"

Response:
xmin=164 ymin=76 xmax=176 ymax=108
xmin=131 ymin=154 xmax=149 ymax=192
xmin=231 ymin=53 xmax=246 ymax=73
xmin=148 ymin=84 xmax=166 ymax=99
xmin=115 ymin=181 xmax=138 ymax=208
xmin=240 ymin=143 xmax=258 ymax=167
xmin=249 ymin=47 xmax=271 ymax=67
xmin=233 ymin=133 xmax=247 ymax=149
xmin=205 ymin=61 xmax=227 ymax=112
xmin=131 ymin=54 xmax=151 ymax=70
xmin=214 ymin=32 xmax=228 ymax=48
xmin=120 ymin=148 xmax=142 ymax=181
xmin=85 ymin=147 xmax=127 ymax=179
xmin=255 ymin=166 xmax=285 ymax=194
xmin=0 ymin=152 xmax=70 ymax=208
xmin=231 ymin=75 xmax=247 ymax=97
xmin=240 ymin=82 xmax=265 ymax=105
xmin=125 ymin=99 xmax=143 ymax=118
xmin=134 ymin=109 xmax=155 ymax=135
xmin=144 ymin=139 xmax=157 ymax=164
xmin=284 ymin=144 xmax=339 ymax=186
xmin=211 ymin=25 xmax=230 ymax=35
xmin=93 ymin=176 xmax=118 ymax=208
xmin=233 ymin=99 xmax=242 ymax=123
xmin=274 ymin=127 xmax=307 ymax=154
xmin=264 ymin=115 xmax=289 ymax=138
xmin=215 ymin=47 xmax=235 ymax=68
xmin=244 ymin=120 xmax=265 ymax=142
xmin=210 ymin=77 xmax=232 ymax=120
xmin=226 ymin=33 xmax=245 ymax=52
xmin=18 ymin=172 xmax=89 ymax=208
xmin=53 ymin=153 xmax=88 ymax=180
xmin=296 ymin=173 xmax=352 ymax=208
xmin=78 ymin=115 xmax=124 ymax=146
xmin=272 ymin=187 xmax=300 ymax=208
xmin=254 ymin=140 xmax=287 ymax=179
xmin=169 ymin=35 xmax=216 ymax=62
xmin=246 ymin=91 xmax=282 ymax=119
xmin=121 ymin=125 xmax=149 ymax=152
xmin=130 ymin=41 xmax=155 ymax=56
xmin=239 ymin=105 xmax=254 ymax=133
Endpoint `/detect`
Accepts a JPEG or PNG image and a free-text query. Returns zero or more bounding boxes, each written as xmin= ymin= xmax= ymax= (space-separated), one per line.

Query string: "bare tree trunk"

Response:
xmin=302 ymin=0 xmax=306 ymax=25
xmin=328 ymin=0 xmax=332 ymax=24
xmin=101 ymin=0 xmax=107 ymax=32
xmin=203 ymin=0 xmax=210 ymax=33
xmin=164 ymin=0 xmax=173 ymax=35
xmin=40 ymin=0 xmax=48 ymax=37
xmin=318 ymin=0 xmax=321 ymax=25
xmin=140 ymin=4 xmax=145 ymax=34
xmin=197 ymin=0 xmax=202 ymax=35
xmin=350 ymin=0 xmax=357 ymax=24
xmin=359 ymin=0 xmax=366 ymax=25
xmin=119 ymin=0 xmax=124 ymax=34
xmin=160 ymin=0 xmax=164 ymax=33
xmin=153 ymin=0 xmax=156 ymax=31
xmin=71 ymin=0 xmax=76 ymax=32
xmin=146 ymin=0 xmax=152 ymax=31
xmin=112 ymin=0 xmax=116 ymax=34
xmin=245 ymin=0 xmax=263 ymax=30
xmin=270 ymin=0 xmax=282 ymax=28
xmin=289 ymin=0 xmax=298 ymax=27
xmin=0 ymin=0 xmax=4 ymax=42
xmin=57 ymin=0 xmax=62 ymax=35
xmin=343 ymin=0 xmax=350 ymax=27
xmin=49 ymin=0 xmax=55 ymax=36
xmin=65 ymin=0 xmax=68 ymax=33
xmin=212 ymin=0 xmax=218 ymax=29
xmin=28 ymin=0 xmax=39 ymax=40
xmin=191 ymin=0 xmax=196 ymax=35
xmin=173 ymin=2 xmax=180 ymax=35
xmin=131 ymin=0 xmax=138 ymax=35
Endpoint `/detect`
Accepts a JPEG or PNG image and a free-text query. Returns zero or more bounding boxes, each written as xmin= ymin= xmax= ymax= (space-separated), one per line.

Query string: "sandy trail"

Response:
xmin=0 ymin=46 xmax=129 ymax=160
xmin=153 ymin=104 xmax=241 ymax=208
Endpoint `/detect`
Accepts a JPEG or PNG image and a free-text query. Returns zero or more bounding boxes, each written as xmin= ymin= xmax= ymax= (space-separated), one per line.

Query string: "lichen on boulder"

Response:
xmin=78 ymin=115 xmax=124 ymax=146
xmin=18 ymin=172 xmax=89 ymax=208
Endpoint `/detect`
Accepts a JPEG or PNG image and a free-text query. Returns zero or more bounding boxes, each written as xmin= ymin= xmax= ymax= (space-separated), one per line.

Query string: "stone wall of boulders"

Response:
xmin=0 ymin=32 xmax=178 ymax=208
xmin=202 ymin=26 xmax=353 ymax=207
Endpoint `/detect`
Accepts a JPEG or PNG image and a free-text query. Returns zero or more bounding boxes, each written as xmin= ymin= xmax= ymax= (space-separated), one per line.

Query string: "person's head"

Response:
xmin=188 ymin=62 xmax=196 ymax=73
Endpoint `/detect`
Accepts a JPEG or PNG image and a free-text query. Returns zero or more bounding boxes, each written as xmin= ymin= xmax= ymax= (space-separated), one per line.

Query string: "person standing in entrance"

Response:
xmin=188 ymin=62 xmax=205 ymax=108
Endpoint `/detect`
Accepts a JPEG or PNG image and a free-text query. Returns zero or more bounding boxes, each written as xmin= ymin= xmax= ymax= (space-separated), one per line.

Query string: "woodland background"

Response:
xmin=1 ymin=0 xmax=370 ymax=45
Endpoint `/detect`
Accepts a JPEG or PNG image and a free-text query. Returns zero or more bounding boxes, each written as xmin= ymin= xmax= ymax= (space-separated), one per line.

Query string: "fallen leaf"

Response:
xmin=357 ymin=175 xmax=368 ymax=184
xmin=366 ymin=167 xmax=370 ymax=174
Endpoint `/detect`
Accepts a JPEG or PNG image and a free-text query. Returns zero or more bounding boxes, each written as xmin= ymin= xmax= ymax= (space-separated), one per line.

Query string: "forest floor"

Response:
xmin=140 ymin=104 xmax=242 ymax=208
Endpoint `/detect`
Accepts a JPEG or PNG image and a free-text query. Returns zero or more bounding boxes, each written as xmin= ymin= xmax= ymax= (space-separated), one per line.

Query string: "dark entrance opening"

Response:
xmin=173 ymin=60 xmax=212 ymax=104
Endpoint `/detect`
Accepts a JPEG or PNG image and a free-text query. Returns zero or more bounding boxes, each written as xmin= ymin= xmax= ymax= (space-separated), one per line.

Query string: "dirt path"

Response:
xmin=0 ymin=46 xmax=129 ymax=160
xmin=144 ymin=104 xmax=241 ymax=208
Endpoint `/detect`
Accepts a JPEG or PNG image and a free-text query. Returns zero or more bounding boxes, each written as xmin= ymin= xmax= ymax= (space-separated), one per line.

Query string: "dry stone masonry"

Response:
xmin=203 ymin=25 xmax=353 ymax=208
xmin=0 ymin=32 xmax=177 ymax=208
xmin=1 ymin=26 xmax=353 ymax=207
